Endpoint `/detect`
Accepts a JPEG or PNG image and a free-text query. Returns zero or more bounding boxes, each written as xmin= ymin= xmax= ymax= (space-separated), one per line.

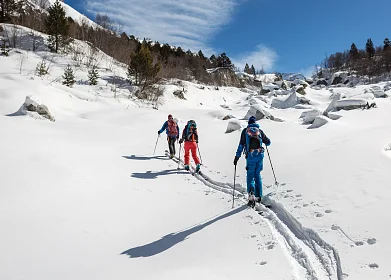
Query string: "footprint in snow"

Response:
xmin=355 ymin=241 xmax=364 ymax=246
xmin=287 ymin=189 xmax=293 ymax=193
xmin=256 ymin=261 xmax=267 ymax=265
xmin=369 ymin=263 xmax=379 ymax=269
xmin=315 ymin=213 xmax=324 ymax=218
xmin=303 ymin=204 xmax=309 ymax=207
xmin=325 ymin=210 xmax=332 ymax=214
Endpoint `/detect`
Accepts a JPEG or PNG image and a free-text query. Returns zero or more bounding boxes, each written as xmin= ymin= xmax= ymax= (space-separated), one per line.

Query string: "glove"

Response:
xmin=179 ymin=139 xmax=184 ymax=144
xmin=233 ymin=156 xmax=239 ymax=166
xmin=158 ymin=131 xmax=161 ymax=135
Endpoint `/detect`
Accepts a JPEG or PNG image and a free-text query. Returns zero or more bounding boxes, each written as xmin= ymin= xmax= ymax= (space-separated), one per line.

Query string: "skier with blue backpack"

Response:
xmin=233 ymin=116 xmax=271 ymax=206
xmin=158 ymin=114 xmax=180 ymax=158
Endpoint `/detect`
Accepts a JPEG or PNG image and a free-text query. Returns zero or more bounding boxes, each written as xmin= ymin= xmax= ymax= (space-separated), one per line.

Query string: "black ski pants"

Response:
xmin=167 ymin=137 xmax=177 ymax=155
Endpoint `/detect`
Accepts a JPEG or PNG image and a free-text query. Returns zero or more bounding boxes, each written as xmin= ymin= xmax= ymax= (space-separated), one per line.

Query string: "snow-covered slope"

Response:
xmin=1 ymin=25 xmax=391 ymax=280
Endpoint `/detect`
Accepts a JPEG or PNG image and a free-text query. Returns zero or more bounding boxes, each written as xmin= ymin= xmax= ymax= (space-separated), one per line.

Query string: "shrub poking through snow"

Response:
xmin=1 ymin=40 xmax=10 ymax=56
xmin=36 ymin=60 xmax=49 ymax=76
xmin=62 ymin=64 xmax=75 ymax=87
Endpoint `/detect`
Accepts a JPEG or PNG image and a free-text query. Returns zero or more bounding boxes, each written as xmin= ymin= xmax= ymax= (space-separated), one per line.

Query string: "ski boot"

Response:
xmin=247 ymin=191 xmax=256 ymax=208
xmin=195 ymin=163 xmax=201 ymax=173
xmin=184 ymin=165 xmax=190 ymax=171
xmin=169 ymin=154 xmax=174 ymax=159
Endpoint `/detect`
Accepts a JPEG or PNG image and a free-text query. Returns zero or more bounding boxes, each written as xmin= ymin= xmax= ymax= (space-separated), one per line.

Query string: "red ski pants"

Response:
xmin=184 ymin=141 xmax=200 ymax=165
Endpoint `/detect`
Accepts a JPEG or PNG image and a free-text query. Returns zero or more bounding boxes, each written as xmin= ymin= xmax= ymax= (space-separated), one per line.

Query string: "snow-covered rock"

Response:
xmin=330 ymin=71 xmax=349 ymax=85
xmin=12 ymin=96 xmax=55 ymax=122
xmin=299 ymin=109 xmax=322 ymax=124
xmin=271 ymin=91 xmax=310 ymax=109
xmin=271 ymin=92 xmax=299 ymax=109
xmin=308 ymin=115 xmax=329 ymax=129
xmin=369 ymin=86 xmax=388 ymax=98
xmin=334 ymin=98 xmax=376 ymax=111
xmin=324 ymin=92 xmax=345 ymax=113
xmin=225 ymin=119 xmax=242 ymax=133
xmin=326 ymin=113 xmax=342 ymax=120
xmin=244 ymin=104 xmax=273 ymax=120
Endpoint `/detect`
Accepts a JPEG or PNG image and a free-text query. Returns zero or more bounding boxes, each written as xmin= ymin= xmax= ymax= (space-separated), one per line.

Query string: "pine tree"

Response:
xmin=349 ymin=43 xmax=359 ymax=61
xmin=244 ymin=63 xmax=250 ymax=73
xmin=1 ymin=40 xmax=10 ymax=56
xmin=365 ymin=38 xmax=375 ymax=58
xmin=383 ymin=38 xmax=391 ymax=51
xmin=0 ymin=0 xmax=20 ymax=23
xmin=251 ymin=64 xmax=256 ymax=75
xmin=62 ymin=64 xmax=75 ymax=87
xmin=127 ymin=42 xmax=160 ymax=90
xmin=45 ymin=0 xmax=69 ymax=53
xmin=88 ymin=66 xmax=99 ymax=85
xmin=36 ymin=61 xmax=49 ymax=76
xmin=198 ymin=50 xmax=205 ymax=59
xmin=217 ymin=52 xmax=232 ymax=68
xmin=209 ymin=54 xmax=217 ymax=66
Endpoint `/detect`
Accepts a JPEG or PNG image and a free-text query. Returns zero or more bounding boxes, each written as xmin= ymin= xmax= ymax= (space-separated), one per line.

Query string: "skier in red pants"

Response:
xmin=179 ymin=120 xmax=201 ymax=172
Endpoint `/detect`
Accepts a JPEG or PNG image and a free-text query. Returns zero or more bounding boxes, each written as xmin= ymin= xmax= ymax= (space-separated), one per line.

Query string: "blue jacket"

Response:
xmin=159 ymin=121 xmax=180 ymax=138
xmin=236 ymin=123 xmax=271 ymax=158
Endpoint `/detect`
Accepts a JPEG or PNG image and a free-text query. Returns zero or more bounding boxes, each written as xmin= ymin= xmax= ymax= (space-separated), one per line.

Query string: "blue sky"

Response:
xmin=64 ymin=0 xmax=391 ymax=76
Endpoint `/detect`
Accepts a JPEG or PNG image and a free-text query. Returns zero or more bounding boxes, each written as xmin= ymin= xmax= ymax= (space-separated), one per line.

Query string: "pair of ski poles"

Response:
xmin=232 ymin=146 xmax=278 ymax=208
xmin=154 ymin=135 xmax=203 ymax=169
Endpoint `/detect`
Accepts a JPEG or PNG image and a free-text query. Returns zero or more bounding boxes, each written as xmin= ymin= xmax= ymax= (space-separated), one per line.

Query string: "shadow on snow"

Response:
xmin=131 ymin=169 xmax=188 ymax=179
xmin=122 ymin=155 xmax=169 ymax=161
xmin=121 ymin=205 xmax=247 ymax=258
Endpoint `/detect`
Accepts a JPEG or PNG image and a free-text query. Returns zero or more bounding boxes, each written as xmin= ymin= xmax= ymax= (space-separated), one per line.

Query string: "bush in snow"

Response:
xmin=36 ymin=60 xmax=49 ymax=77
xmin=62 ymin=64 xmax=75 ymax=87
xmin=1 ymin=40 xmax=10 ymax=56
xmin=88 ymin=66 xmax=99 ymax=86
xmin=173 ymin=89 xmax=186 ymax=99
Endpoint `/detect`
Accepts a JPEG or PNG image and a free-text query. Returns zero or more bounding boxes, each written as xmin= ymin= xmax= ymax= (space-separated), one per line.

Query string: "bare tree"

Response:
xmin=17 ymin=50 xmax=27 ymax=73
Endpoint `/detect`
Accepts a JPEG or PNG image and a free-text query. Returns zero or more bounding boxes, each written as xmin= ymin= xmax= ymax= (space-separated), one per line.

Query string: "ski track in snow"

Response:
xmin=167 ymin=152 xmax=343 ymax=280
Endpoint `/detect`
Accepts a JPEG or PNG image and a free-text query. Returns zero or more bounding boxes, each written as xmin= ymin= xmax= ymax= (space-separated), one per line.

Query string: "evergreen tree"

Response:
xmin=198 ymin=50 xmax=205 ymax=59
xmin=62 ymin=64 xmax=75 ymax=87
xmin=45 ymin=0 xmax=69 ymax=53
xmin=217 ymin=52 xmax=232 ymax=68
xmin=383 ymin=38 xmax=391 ymax=51
xmin=127 ymin=42 xmax=161 ymax=90
xmin=0 ymin=0 xmax=19 ymax=23
xmin=365 ymin=38 xmax=375 ymax=58
xmin=251 ymin=64 xmax=256 ymax=75
xmin=36 ymin=60 xmax=49 ymax=76
xmin=88 ymin=66 xmax=99 ymax=85
xmin=244 ymin=63 xmax=250 ymax=73
xmin=0 ymin=40 xmax=10 ymax=56
xmin=349 ymin=43 xmax=359 ymax=61
xmin=209 ymin=54 xmax=217 ymax=66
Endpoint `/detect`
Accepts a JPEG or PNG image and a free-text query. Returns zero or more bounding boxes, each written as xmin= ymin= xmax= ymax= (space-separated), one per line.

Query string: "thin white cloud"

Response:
xmin=233 ymin=45 xmax=277 ymax=72
xmin=299 ymin=65 xmax=316 ymax=78
xmin=85 ymin=0 xmax=243 ymax=53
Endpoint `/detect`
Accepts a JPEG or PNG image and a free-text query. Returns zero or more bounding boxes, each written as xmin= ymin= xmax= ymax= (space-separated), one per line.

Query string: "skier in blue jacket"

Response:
xmin=158 ymin=114 xmax=180 ymax=158
xmin=234 ymin=116 xmax=271 ymax=205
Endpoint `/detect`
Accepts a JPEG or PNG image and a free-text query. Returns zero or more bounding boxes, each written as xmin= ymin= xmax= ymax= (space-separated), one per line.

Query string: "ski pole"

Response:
xmin=197 ymin=144 xmax=203 ymax=165
xmin=266 ymin=146 xmax=278 ymax=186
xmin=177 ymin=142 xmax=182 ymax=170
xmin=153 ymin=135 xmax=160 ymax=155
xmin=232 ymin=165 xmax=237 ymax=208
